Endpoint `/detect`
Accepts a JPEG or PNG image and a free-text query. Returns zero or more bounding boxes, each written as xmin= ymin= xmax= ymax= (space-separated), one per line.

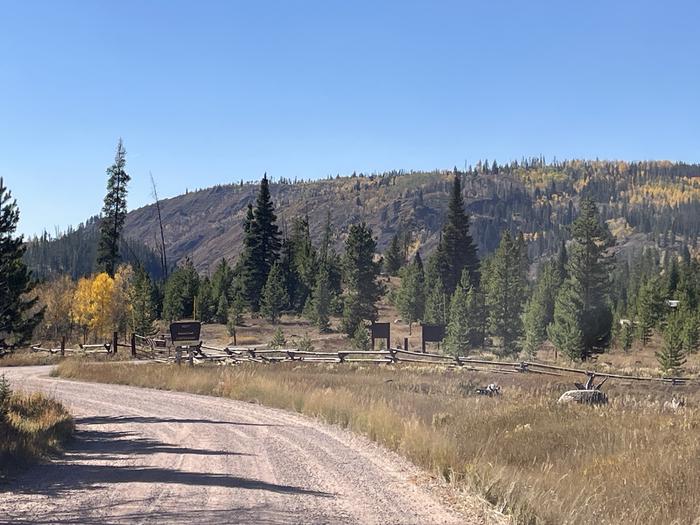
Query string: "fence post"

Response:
xmin=60 ymin=336 xmax=65 ymax=357
xmin=112 ymin=331 xmax=118 ymax=355
xmin=130 ymin=333 xmax=136 ymax=357
xmin=403 ymin=337 xmax=408 ymax=351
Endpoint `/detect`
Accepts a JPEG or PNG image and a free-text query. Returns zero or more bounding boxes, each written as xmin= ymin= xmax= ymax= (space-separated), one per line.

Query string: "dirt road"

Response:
xmin=0 ymin=366 xmax=486 ymax=524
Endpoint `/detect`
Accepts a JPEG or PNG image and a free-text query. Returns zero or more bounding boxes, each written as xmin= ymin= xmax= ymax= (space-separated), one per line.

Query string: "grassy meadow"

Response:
xmin=0 ymin=378 xmax=74 ymax=476
xmin=56 ymin=359 xmax=700 ymax=524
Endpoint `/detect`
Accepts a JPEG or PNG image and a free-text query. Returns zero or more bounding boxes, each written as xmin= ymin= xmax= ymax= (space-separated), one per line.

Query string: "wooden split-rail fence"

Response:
xmin=12 ymin=332 xmax=695 ymax=387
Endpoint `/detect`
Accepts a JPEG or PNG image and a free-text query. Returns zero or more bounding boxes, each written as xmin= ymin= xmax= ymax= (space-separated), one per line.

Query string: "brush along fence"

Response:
xmin=130 ymin=335 xmax=695 ymax=386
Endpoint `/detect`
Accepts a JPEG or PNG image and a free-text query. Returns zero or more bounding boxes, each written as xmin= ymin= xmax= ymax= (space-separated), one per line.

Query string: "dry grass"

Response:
xmin=0 ymin=388 xmax=74 ymax=475
xmin=56 ymin=360 xmax=700 ymax=524
xmin=0 ymin=352 xmax=63 ymax=367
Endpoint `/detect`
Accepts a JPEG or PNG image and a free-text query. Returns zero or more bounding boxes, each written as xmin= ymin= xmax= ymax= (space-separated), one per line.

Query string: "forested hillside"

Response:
xmin=24 ymin=158 xmax=700 ymax=276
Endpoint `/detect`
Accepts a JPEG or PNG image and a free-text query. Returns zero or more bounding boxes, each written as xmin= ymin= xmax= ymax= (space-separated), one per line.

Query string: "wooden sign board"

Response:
xmin=421 ymin=324 xmax=445 ymax=353
xmin=422 ymin=324 xmax=445 ymax=342
xmin=170 ymin=321 xmax=202 ymax=346
xmin=371 ymin=322 xmax=391 ymax=350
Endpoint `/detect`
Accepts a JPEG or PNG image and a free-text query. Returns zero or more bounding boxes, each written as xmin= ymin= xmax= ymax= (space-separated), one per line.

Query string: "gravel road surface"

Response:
xmin=0 ymin=366 xmax=490 ymax=524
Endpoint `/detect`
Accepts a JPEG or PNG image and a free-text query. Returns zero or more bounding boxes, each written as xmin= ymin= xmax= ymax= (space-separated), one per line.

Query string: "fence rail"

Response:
xmin=8 ymin=333 xmax=696 ymax=386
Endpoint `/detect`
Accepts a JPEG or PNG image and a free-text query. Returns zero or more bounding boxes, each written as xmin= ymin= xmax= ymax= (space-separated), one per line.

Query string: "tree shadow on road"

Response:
xmin=5 ymin=425 xmax=333 ymax=500
xmin=76 ymin=415 xmax=280 ymax=427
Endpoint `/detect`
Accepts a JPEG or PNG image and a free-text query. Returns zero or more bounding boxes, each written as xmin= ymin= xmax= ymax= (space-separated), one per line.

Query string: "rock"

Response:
xmin=557 ymin=389 xmax=608 ymax=405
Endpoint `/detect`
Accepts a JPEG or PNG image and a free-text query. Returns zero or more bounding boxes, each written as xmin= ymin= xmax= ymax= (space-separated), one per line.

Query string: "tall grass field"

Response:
xmin=57 ymin=361 xmax=700 ymax=524
xmin=0 ymin=376 xmax=74 ymax=475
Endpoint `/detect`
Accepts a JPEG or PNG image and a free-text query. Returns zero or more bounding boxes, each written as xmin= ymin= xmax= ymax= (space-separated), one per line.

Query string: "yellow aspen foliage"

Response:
xmin=89 ymin=273 xmax=116 ymax=341
xmin=35 ymin=275 xmax=76 ymax=339
xmin=71 ymin=277 xmax=94 ymax=340
xmin=112 ymin=264 xmax=134 ymax=334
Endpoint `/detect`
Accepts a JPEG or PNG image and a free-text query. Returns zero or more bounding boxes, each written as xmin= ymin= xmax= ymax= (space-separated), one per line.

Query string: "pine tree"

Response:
xmin=241 ymin=174 xmax=281 ymax=311
xmin=195 ymin=277 xmax=215 ymax=323
xmin=548 ymin=198 xmax=613 ymax=360
xmin=341 ymin=223 xmax=384 ymax=336
xmin=311 ymin=265 xmax=331 ymax=332
xmin=636 ymin=278 xmax=663 ymax=346
xmin=548 ymin=280 xmax=585 ymax=360
xmin=215 ymin=293 xmax=229 ymax=324
xmin=657 ymin=312 xmax=686 ymax=375
xmin=484 ymin=231 xmax=528 ymax=354
xmin=438 ymin=171 xmax=480 ymax=294
xmin=423 ymin=275 xmax=448 ymax=326
xmin=395 ymin=252 xmax=425 ymax=334
xmin=465 ymin=286 xmax=487 ymax=349
xmin=0 ymin=178 xmax=43 ymax=345
xmin=211 ymin=258 xmax=234 ymax=304
xmin=619 ymin=321 xmax=633 ymax=352
xmin=444 ymin=271 xmax=471 ymax=356
xmin=383 ymin=234 xmax=404 ymax=276
xmin=129 ymin=265 xmax=157 ymax=336
xmin=352 ymin=324 xmax=371 ymax=351
xmin=162 ymin=259 xmax=199 ymax=321
xmin=523 ymin=261 xmax=562 ymax=355
xmin=97 ymin=139 xmax=130 ymax=277
xmin=287 ymin=216 xmax=317 ymax=311
xmin=261 ymin=262 xmax=288 ymax=324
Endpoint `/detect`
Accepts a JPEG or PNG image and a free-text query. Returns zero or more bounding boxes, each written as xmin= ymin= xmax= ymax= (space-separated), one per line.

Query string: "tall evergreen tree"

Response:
xmin=0 ymin=178 xmax=43 ymax=345
xmin=395 ymin=252 xmax=425 ymax=334
xmin=484 ymin=231 xmax=528 ymax=354
xmin=383 ymin=234 xmax=404 ymax=276
xmin=241 ymin=174 xmax=281 ymax=310
xmin=657 ymin=312 xmax=687 ymax=375
xmin=523 ymin=261 xmax=562 ymax=355
xmin=444 ymin=270 xmax=471 ymax=356
xmin=97 ymin=139 xmax=130 ymax=277
xmin=211 ymin=258 xmax=234 ymax=304
xmin=195 ymin=277 xmax=216 ymax=323
xmin=162 ymin=258 xmax=199 ymax=321
xmin=438 ymin=171 xmax=480 ymax=294
xmin=288 ymin=216 xmax=317 ymax=311
xmin=548 ymin=280 xmax=585 ymax=360
xmin=261 ymin=262 xmax=288 ymax=324
xmin=636 ymin=277 xmax=663 ymax=346
xmin=341 ymin=223 xmax=384 ymax=336
xmin=423 ymin=275 xmax=448 ymax=326
xmin=548 ymin=198 xmax=614 ymax=360
xmin=129 ymin=265 xmax=157 ymax=336
xmin=311 ymin=265 xmax=332 ymax=332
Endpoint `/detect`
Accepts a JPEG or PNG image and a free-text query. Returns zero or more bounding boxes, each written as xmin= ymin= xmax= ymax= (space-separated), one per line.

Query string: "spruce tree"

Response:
xmin=423 ymin=275 xmax=448 ymax=326
xmin=241 ymin=174 xmax=281 ymax=311
xmin=0 ymin=178 xmax=43 ymax=345
xmin=162 ymin=259 xmax=199 ymax=321
xmin=636 ymin=278 xmax=663 ymax=346
xmin=484 ymin=231 xmax=528 ymax=354
xmin=523 ymin=261 xmax=562 ymax=355
xmin=97 ymin=139 xmax=130 ymax=277
xmin=129 ymin=265 xmax=157 ymax=336
xmin=211 ymin=258 xmax=234 ymax=304
xmin=287 ymin=216 xmax=317 ymax=311
xmin=261 ymin=262 xmax=288 ymax=324
xmin=548 ymin=280 xmax=585 ymax=360
xmin=395 ymin=252 xmax=425 ymax=334
xmin=383 ymin=234 xmax=404 ymax=276
xmin=215 ymin=293 xmax=229 ymax=324
xmin=341 ymin=223 xmax=384 ymax=336
xmin=438 ymin=171 xmax=480 ymax=294
xmin=548 ymin=198 xmax=613 ymax=360
xmin=444 ymin=271 xmax=471 ymax=356
xmin=465 ymin=286 xmax=487 ymax=349
xmin=195 ymin=277 xmax=215 ymax=323
xmin=657 ymin=312 xmax=686 ymax=375
xmin=311 ymin=265 xmax=332 ymax=332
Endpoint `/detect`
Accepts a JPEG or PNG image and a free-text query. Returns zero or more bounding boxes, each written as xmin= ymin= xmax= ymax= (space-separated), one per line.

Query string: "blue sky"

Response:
xmin=1 ymin=1 xmax=699 ymax=236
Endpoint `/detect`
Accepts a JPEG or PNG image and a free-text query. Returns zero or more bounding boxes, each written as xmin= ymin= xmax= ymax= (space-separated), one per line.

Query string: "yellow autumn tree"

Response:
xmin=72 ymin=277 xmax=94 ymax=343
xmin=71 ymin=273 xmax=116 ymax=342
xmin=35 ymin=275 xmax=76 ymax=339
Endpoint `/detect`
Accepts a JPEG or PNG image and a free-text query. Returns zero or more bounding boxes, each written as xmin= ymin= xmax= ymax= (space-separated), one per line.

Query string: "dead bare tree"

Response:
xmin=150 ymin=172 xmax=168 ymax=279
